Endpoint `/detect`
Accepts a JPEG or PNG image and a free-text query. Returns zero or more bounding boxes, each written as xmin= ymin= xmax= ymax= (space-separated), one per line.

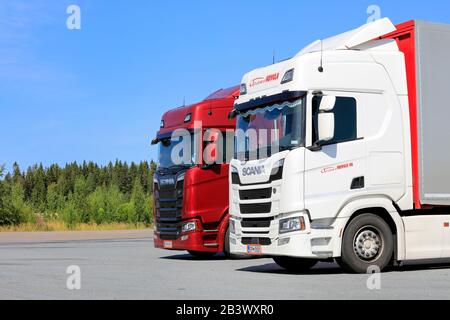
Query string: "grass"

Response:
xmin=0 ymin=221 xmax=152 ymax=232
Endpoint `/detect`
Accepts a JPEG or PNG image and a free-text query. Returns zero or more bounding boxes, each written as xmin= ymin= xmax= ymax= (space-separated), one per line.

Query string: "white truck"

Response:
xmin=228 ymin=18 xmax=450 ymax=273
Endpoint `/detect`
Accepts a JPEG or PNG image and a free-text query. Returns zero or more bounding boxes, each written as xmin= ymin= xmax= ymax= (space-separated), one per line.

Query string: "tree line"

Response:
xmin=0 ymin=161 xmax=156 ymax=227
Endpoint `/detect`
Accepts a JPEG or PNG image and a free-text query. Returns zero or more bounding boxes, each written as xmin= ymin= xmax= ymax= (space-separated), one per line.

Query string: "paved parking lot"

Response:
xmin=1 ymin=231 xmax=450 ymax=299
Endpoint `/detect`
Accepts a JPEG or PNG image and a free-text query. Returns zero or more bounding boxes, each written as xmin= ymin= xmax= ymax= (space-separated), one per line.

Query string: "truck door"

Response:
xmin=194 ymin=129 xmax=231 ymax=225
xmin=304 ymin=92 xmax=366 ymax=220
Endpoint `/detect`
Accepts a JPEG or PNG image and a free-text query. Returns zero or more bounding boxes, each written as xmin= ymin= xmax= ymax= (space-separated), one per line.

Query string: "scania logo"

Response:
xmin=242 ymin=165 xmax=266 ymax=176
xmin=160 ymin=178 xmax=175 ymax=185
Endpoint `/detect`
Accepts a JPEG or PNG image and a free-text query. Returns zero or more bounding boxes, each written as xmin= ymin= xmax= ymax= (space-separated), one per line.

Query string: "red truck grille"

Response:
xmin=154 ymin=177 xmax=184 ymax=240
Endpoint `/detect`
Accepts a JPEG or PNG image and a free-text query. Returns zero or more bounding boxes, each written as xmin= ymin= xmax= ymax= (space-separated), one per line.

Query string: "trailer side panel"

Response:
xmin=416 ymin=21 xmax=450 ymax=205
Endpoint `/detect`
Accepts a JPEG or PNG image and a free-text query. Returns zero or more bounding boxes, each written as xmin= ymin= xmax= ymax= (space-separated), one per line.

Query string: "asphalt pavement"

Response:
xmin=1 ymin=230 xmax=450 ymax=299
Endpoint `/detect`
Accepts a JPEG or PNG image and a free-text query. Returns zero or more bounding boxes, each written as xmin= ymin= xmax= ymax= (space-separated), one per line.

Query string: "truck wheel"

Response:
xmin=188 ymin=251 xmax=216 ymax=259
xmin=273 ymin=256 xmax=318 ymax=272
xmin=337 ymin=213 xmax=393 ymax=273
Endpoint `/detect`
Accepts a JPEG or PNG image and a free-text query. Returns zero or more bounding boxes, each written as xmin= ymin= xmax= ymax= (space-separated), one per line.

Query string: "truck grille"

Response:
xmin=234 ymin=165 xmax=284 ymax=240
xmin=156 ymin=222 xmax=182 ymax=240
xmin=239 ymin=188 xmax=272 ymax=200
xmin=240 ymin=203 xmax=272 ymax=214
xmin=241 ymin=237 xmax=272 ymax=245
xmin=241 ymin=217 xmax=273 ymax=228
xmin=154 ymin=178 xmax=184 ymax=240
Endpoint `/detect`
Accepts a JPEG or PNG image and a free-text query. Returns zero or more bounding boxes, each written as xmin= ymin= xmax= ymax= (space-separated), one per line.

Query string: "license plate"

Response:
xmin=163 ymin=241 xmax=173 ymax=249
xmin=247 ymin=244 xmax=262 ymax=255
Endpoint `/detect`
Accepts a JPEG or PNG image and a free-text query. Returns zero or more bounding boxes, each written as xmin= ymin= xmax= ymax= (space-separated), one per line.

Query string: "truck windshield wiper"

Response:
xmin=279 ymin=145 xmax=298 ymax=151
xmin=172 ymin=164 xmax=192 ymax=169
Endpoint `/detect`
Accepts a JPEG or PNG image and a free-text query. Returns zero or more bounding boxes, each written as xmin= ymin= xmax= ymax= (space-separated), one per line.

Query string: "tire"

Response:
xmin=188 ymin=251 xmax=216 ymax=259
xmin=273 ymin=256 xmax=318 ymax=272
xmin=337 ymin=213 xmax=394 ymax=273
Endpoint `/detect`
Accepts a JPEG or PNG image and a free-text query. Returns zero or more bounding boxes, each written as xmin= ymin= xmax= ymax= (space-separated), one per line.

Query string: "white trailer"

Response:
xmin=228 ymin=18 xmax=450 ymax=273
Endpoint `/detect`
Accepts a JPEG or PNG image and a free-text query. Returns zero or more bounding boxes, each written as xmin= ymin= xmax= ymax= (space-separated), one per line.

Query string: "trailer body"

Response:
xmin=380 ymin=20 xmax=450 ymax=207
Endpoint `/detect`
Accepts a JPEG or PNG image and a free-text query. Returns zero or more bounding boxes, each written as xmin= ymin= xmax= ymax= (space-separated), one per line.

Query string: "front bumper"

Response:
xmin=229 ymin=214 xmax=340 ymax=259
xmin=154 ymin=220 xmax=223 ymax=253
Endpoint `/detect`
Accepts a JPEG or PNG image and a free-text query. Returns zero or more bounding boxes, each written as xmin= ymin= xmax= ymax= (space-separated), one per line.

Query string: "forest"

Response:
xmin=0 ymin=161 xmax=156 ymax=229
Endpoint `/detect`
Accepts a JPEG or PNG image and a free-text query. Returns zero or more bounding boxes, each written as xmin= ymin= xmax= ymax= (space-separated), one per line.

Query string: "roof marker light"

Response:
xmin=281 ymin=69 xmax=295 ymax=84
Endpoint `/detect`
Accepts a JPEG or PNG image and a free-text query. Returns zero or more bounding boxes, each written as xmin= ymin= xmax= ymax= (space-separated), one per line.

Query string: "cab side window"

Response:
xmin=204 ymin=130 xmax=234 ymax=164
xmin=312 ymin=96 xmax=357 ymax=145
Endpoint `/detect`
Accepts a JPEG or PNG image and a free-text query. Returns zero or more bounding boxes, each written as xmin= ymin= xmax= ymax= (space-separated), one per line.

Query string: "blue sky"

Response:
xmin=1 ymin=0 xmax=449 ymax=171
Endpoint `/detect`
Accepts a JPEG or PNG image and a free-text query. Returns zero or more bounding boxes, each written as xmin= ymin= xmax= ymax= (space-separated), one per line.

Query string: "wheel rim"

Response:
xmin=353 ymin=226 xmax=384 ymax=262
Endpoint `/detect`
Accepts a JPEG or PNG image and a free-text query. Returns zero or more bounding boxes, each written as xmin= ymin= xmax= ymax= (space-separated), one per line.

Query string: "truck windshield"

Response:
xmin=158 ymin=133 xmax=196 ymax=169
xmin=235 ymin=97 xmax=305 ymax=160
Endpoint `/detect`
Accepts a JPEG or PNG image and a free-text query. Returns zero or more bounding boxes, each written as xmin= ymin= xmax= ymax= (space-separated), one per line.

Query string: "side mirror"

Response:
xmin=202 ymin=130 xmax=221 ymax=169
xmin=318 ymin=113 xmax=335 ymax=142
xmin=311 ymin=95 xmax=336 ymax=151
xmin=228 ymin=109 xmax=238 ymax=120
xmin=319 ymin=96 xmax=336 ymax=111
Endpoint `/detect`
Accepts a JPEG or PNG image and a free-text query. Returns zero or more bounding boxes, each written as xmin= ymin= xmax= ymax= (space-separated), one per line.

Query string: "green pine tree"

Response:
xmin=130 ymin=178 xmax=148 ymax=225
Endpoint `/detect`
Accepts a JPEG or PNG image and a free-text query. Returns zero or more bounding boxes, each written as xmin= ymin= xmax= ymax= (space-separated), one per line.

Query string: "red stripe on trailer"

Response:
xmin=380 ymin=20 xmax=421 ymax=209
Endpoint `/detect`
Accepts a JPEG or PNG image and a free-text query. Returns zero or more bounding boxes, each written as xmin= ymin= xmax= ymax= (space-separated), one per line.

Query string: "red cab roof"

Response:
xmin=156 ymin=85 xmax=239 ymax=136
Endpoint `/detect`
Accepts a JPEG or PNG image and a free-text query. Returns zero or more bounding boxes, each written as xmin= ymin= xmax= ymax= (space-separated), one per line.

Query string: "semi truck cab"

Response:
xmin=152 ymin=86 xmax=239 ymax=258
xmin=229 ymin=18 xmax=450 ymax=272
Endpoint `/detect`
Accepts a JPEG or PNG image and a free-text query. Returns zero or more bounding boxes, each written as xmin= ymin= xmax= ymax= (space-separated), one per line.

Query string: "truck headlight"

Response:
xmin=229 ymin=219 xmax=236 ymax=234
xmin=271 ymin=159 xmax=284 ymax=176
xmin=279 ymin=217 xmax=305 ymax=234
xmin=272 ymin=159 xmax=284 ymax=170
xmin=182 ymin=221 xmax=197 ymax=233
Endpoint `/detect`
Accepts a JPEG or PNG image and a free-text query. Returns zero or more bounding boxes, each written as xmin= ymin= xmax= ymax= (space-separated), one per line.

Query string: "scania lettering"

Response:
xmin=242 ymin=166 xmax=266 ymax=176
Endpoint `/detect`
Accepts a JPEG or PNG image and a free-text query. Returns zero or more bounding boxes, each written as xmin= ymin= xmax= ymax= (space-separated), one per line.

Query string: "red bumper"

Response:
xmin=154 ymin=231 xmax=219 ymax=252
xmin=153 ymin=219 xmax=226 ymax=253
xmin=154 ymin=216 xmax=230 ymax=253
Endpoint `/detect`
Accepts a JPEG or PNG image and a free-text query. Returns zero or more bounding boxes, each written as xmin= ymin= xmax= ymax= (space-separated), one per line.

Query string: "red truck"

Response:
xmin=151 ymin=86 xmax=239 ymax=258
